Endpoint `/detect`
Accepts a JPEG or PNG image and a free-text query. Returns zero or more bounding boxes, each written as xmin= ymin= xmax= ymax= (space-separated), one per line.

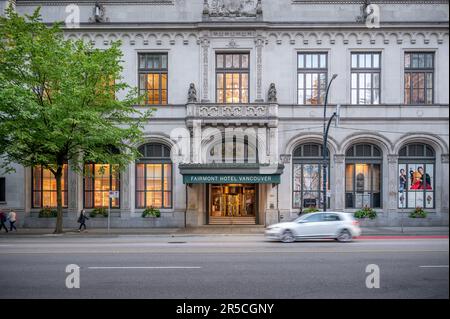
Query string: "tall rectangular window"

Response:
xmin=138 ymin=53 xmax=168 ymax=105
xmin=84 ymin=164 xmax=120 ymax=208
xmin=32 ymin=165 xmax=68 ymax=208
xmin=136 ymin=163 xmax=172 ymax=209
xmin=351 ymin=52 xmax=381 ymax=104
xmin=0 ymin=177 xmax=5 ymax=202
xmin=404 ymin=52 xmax=434 ymax=104
xmin=297 ymin=53 xmax=327 ymax=105
xmin=216 ymin=53 xmax=249 ymax=103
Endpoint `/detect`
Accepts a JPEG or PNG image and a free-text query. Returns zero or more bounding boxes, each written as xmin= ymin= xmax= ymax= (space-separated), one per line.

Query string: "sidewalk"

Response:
xmin=0 ymin=226 xmax=448 ymax=237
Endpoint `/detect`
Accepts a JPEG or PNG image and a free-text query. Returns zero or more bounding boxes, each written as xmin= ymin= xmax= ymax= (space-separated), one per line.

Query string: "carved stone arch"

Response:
xmin=388 ymin=32 xmax=400 ymax=44
xmin=375 ymin=32 xmax=385 ymax=44
xmin=393 ymin=133 xmax=449 ymax=155
xmin=67 ymin=33 xmax=79 ymax=41
xmin=340 ymin=132 xmax=393 ymax=155
xmin=174 ymin=33 xmax=184 ymax=44
xmin=347 ymin=32 xmax=359 ymax=45
xmin=361 ymin=32 xmax=374 ymax=44
xmin=294 ymin=32 xmax=305 ymax=42
xmin=321 ymin=32 xmax=333 ymax=45
xmin=81 ymin=33 xmax=92 ymax=43
xmin=138 ymin=134 xmax=175 ymax=149
xmin=414 ymin=32 xmax=427 ymax=45
xmin=267 ymin=32 xmax=279 ymax=45
xmin=281 ymin=32 xmax=292 ymax=43
xmin=121 ymin=33 xmax=131 ymax=44
xmin=134 ymin=33 xmax=145 ymax=45
xmin=161 ymin=33 xmax=172 ymax=45
xmin=187 ymin=33 xmax=198 ymax=45
xmin=335 ymin=32 xmax=346 ymax=45
xmin=284 ymin=133 xmax=338 ymax=156
xmin=108 ymin=33 xmax=118 ymax=42
xmin=147 ymin=33 xmax=158 ymax=45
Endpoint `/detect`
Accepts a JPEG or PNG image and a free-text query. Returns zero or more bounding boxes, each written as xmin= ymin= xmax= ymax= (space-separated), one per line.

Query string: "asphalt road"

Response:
xmin=0 ymin=235 xmax=448 ymax=299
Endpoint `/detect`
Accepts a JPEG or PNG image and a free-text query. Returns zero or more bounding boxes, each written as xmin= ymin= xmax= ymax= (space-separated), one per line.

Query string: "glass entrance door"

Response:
xmin=210 ymin=184 xmax=256 ymax=217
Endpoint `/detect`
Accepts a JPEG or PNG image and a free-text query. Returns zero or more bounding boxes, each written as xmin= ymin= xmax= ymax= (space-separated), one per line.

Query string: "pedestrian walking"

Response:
xmin=8 ymin=209 xmax=17 ymax=232
xmin=0 ymin=210 xmax=8 ymax=233
xmin=77 ymin=209 xmax=89 ymax=232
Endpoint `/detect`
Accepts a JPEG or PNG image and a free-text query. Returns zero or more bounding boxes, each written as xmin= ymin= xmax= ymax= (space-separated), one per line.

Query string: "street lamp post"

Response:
xmin=322 ymin=74 xmax=338 ymax=212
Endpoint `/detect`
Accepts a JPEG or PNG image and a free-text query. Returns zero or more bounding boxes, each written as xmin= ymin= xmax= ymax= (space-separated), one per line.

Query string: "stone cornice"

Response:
xmin=292 ymin=0 xmax=448 ymax=3
xmin=64 ymin=29 xmax=448 ymax=47
xmin=17 ymin=0 xmax=173 ymax=5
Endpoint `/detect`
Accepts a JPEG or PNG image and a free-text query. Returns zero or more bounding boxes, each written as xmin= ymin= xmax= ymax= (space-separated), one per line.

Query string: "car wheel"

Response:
xmin=336 ymin=229 xmax=352 ymax=242
xmin=281 ymin=230 xmax=295 ymax=243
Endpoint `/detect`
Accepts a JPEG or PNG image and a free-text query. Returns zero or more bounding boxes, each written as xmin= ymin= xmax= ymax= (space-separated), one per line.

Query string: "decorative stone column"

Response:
xmin=120 ymin=164 xmax=132 ymax=219
xmin=200 ymin=37 xmax=210 ymax=102
xmin=254 ymin=36 xmax=265 ymax=102
xmin=333 ymin=154 xmax=345 ymax=211
xmin=441 ymin=154 xmax=449 ymax=223
xmin=387 ymin=154 xmax=399 ymax=213
xmin=68 ymin=164 xmax=80 ymax=221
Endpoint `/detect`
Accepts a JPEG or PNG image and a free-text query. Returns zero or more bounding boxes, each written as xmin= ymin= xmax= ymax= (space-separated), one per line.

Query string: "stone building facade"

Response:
xmin=0 ymin=0 xmax=448 ymax=228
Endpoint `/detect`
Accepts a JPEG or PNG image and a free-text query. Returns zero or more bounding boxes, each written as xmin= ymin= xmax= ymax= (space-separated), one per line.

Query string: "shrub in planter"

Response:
xmin=354 ymin=206 xmax=377 ymax=220
xmin=303 ymin=207 xmax=320 ymax=214
xmin=142 ymin=207 xmax=161 ymax=218
xmin=90 ymin=207 xmax=108 ymax=218
xmin=409 ymin=207 xmax=427 ymax=218
xmin=38 ymin=207 xmax=57 ymax=218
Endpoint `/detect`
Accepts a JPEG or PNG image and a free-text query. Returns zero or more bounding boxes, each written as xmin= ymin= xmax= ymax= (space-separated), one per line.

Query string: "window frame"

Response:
xmin=345 ymin=144 xmax=383 ymax=209
xmin=215 ymin=52 xmax=250 ymax=104
xmin=83 ymin=164 xmax=120 ymax=209
xmin=297 ymin=52 xmax=328 ymax=105
xmin=350 ymin=52 xmax=381 ymax=105
xmin=404 ymin=52 xmax=434 ymax=105
xmin=292 ymin=143 xmax=330 ymax=209
xmin=138 ymin=53 xmax=168 ymax=105
xmin=135 ymin=143 xmax=173 ymax=209
xmin=398 ymin=143 xmax=435 ymax=209
xmin=31 ymin=165 xmax=68 ymax=208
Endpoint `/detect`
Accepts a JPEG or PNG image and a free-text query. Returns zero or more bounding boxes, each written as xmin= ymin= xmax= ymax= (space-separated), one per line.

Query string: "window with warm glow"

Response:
xmin=32 ymin=165 xmax=68 ymax=208
xmin=138 ymin=53 xmax=168 ymax=105
xmin=404 ymin=52 xmax=434 ymax=104
xmin=216 ymin=53 xmax=249 ymax=103
xmin=136 ymin=143 xmax=172 ymax=209
xmin=84 ymin=164 xmax=120 ymax=208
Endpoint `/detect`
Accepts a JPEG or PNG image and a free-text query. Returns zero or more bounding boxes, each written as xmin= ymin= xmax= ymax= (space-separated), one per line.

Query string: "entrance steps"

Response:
xmin=209 ymin=216 xmax=256 ymax=225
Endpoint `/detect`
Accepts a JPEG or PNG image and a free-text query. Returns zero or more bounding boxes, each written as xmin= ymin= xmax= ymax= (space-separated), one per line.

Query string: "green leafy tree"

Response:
xmin=0 ymin=7 xmax=151 ymax=233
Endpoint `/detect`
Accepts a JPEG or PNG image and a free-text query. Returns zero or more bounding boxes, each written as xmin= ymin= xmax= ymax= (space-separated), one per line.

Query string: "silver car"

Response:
xmin=265 ymin=212 xmax=361 ymax=243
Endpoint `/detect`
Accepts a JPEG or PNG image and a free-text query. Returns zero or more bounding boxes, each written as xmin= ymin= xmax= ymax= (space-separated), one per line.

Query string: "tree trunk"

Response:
xmin=53 ymin=166 xmax=64 ymax=234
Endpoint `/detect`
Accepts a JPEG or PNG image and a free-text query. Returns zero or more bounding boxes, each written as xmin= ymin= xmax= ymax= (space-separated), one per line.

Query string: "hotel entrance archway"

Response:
xmin=207 ymin=184 xmax=258 ymax=225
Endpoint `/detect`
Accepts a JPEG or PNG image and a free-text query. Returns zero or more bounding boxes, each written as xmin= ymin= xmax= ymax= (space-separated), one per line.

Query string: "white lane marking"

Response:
xmin=419 ymin=265 xmax=449 ymax=268
xmin=88 ymin=266 xmax=202 ymax=269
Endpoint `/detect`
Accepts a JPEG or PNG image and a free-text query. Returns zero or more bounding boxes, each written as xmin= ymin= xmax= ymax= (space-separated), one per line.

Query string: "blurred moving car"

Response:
xmin=265 ymin=212 xmax=361 ymax=243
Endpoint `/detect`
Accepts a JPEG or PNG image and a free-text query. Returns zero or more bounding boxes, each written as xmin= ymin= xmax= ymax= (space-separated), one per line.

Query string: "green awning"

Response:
xmin=179 ymin=163 xmax=284 ymax=184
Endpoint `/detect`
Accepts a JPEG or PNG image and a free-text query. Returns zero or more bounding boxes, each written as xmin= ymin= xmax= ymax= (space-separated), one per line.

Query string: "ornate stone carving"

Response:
xmin=268 ymin=83 xmax=277 ymax=103
xmin=200 ymin=38 xmax=210 ymax=102
xmin=195 ymin=104 xmax=269 ymax=118
xmin=187 ymin=83 xmax=197 ymax=103
xmin=203 ymin=0 xmax=262 ymax=20
xmin=255 ymin=36 xmax=264 ymax=101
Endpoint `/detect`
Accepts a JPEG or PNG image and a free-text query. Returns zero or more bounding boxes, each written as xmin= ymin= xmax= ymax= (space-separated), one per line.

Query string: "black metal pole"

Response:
xmin=322 ymin=74 xmax=338 ymax=212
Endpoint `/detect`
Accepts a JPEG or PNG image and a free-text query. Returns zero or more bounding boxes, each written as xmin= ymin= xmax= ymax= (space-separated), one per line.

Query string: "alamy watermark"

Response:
xmin=365 ymin=264 xmax=380 ymax=289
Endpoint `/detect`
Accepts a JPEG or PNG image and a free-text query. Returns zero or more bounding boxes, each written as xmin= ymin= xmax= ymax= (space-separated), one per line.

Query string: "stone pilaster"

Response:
xmin=254 ymin=36 xmax=264 ymax=102
xmin=387 ymin=154 xmax=399 ymax=213
xmin=200 ymin=37 xmax=210 ymax=102
xmin=120 ymin=164 xmax=132 ymax=219
xmin=441 ymin=154 xmax=449 ymax=215
xmin=333 ymin=154 xmax=345 ymax=211
xmin=67 ymin=164 xmax=80 ymax=220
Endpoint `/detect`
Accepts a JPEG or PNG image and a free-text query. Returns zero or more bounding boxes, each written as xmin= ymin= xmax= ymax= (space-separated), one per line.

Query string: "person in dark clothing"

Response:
xmin=0 ymin=211 xmax=8 ymax=233
xmin=77 ymin=209 xmax=89 ymax=232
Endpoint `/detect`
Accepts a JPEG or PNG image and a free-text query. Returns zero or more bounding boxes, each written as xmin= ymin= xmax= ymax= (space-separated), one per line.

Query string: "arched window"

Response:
xmin=207 ymin=135 xmax=258 ymax=164
xmin=292 ymin=143 xmax=329 ymax=209
xmin=135 ymin=143 xmax=172 ymax=209
xmin=84 ymin=164 xmax=120 ymax=208
xmin=345 ymin=143 xmax=382 ymax=208
xmin=398 ymin=143 xmax=435 ymax=209
xmin=32 ymin=164 xmax=68 ymax=208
